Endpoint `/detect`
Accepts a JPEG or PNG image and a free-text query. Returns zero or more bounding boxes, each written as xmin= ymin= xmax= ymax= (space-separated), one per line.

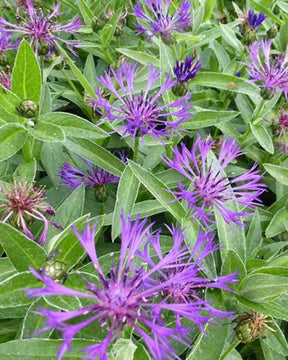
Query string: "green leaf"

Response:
xmin=0 ymin=223 xmax=46 ymax=272
xmin=41 ymin=142 xmax=64 ymax=186
xmin=78 ymin=0 xmax=94 ymax=25
xmin=128 ymin=161 xmax=186 ymax=220
xmin=203 ymin=0 xmax=217 ymax=22
xmin=13 ymin=159 xmax=36 ymax=183
xmin=56 ymin=42 xmax=95 ymax=98
xmin=116 ymin=49 xmax=160 ymax=67
xmin=261 ymin=341 xmax=286 ymax=360
xmin=183 ymin=110 xmax=239 ymax=129
xmin=0 ymin=86 xmax=22 ymax=122
xmin=240 ymin=273 xmax=288 ymax=301
xmin=191 ymin=72 xmax=261 ymax=98
xmin=246 ymin=210 xmax=262 ymax=259
xmin=221 ymin=250 xmax=246 ymax=279
xmin=45 ymin=185 xmax=85 ymax=242
xmin=0 ymin=272 xmax=39 ymax=308
xmin=110 ymin=339 xmax=137 ymax=360
xmin=250 ymin=123 xmax=274 ymax=154
xmin=112 ymin=166 xmax=140 ymax=241
xmin=265 ymin=207 xmax=288 ymax=238
xmin=64 ymin=138 xmax=125 ymax=176
xmin=39 ymin=112 xmax=107 ymax=139
xmin=29 ymin=122 xmax=66 ymax=142
xmin=11 ymin=40 xmax=41 ymax=102
xmin=264 ymin=163 xmax=288 ymax=186
xmin=220 ymin=24 xmax=244 ymax=52
xmin=0 ymin=258 xmax=16 ymax=283
xmin=251 ymin=0 xmax=283 ymax=25
xmin=48 ymin=214 xmax=105 ymax=270
xmin=0 ymin=339 xmax=96 ymax=359
xmin=280 ymin=16 xmax=288 ymax=51
xmin=0 ymin=124 xmax=27 ymax=161
xmin=159 ymin=39 xmax=175 ymax=73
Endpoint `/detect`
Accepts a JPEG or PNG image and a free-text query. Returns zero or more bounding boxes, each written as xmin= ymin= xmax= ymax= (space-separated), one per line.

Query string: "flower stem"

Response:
xmin=220 ymin=338 xmax=240 ymax=360
xmin=133 ymin=136 xmax=140 ymax=163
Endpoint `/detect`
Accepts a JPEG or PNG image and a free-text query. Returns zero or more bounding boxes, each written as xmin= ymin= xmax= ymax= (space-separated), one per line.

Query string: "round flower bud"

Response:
xmin=260 ymin=87 xmax=273 ymax=100
xmin=115 ymin=25 xmax=123 ymax=37
xmin=41 ymin=258 xmax=67 ymax=284
xmin=242 ymin=29 xmax=257 ymax=45
xmin=38 ymin=40 xmax=51 ymax=56
xmin=172 ymin=82 xmax=189 ymax=97
xmin=92 ymin=16 xmax=103 ymax=31
xmin=267 ymin=25 xmax=278 ymax=39
xmin=95 ymin=184 xmax=108 ymax=203
xmin=17 ymin=100 xmax=39 ymax=118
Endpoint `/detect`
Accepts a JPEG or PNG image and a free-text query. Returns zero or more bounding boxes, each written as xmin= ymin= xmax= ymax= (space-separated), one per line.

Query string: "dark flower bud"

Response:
xmin=17 ymin=99 xmax=38 ymax=118
xmin=41 ymin=258 xmax=67 ymax=284
xmin=115 ymin=25 xmax=123 ymax=37
xmin=234 ymin=312 xmax=275 ymax=344
xmin=260 ymin=87 xmax=273 ymax=100
xmin=38 ymin=40 xmax=51 ymax=56
xmin=92 ymin=16 xmax=103 ymax=31
xmin=172 ymin=82 xmax=189 ymax=97
xmin=267 ymin=24 xmax=278 ymax=39
xmin=95 ymin=184 xmax=108 ymax=203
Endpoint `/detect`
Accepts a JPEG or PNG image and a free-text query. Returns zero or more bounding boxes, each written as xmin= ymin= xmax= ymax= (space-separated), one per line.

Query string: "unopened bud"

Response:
xmin=92 ymin=16 xmax=103 ymax=31
xmin=17 ymin=99 xmax=38 ymax=118
xmin=95 ymin=184 xmax=108 ymax=203
xmin=172 ymin=82 xmax=189 ymax=97
xmin=115 ymin=25 xmax=123 ymax=37
xmin=260 ymin=87 xmax=273 ymax=100
xmin=267 ymin=24 xmax=278 ymax=39
xmin=38 ymin=40 xmax=51 ymax=56
xmin=41 ymin=258 xmax=67 ymax=283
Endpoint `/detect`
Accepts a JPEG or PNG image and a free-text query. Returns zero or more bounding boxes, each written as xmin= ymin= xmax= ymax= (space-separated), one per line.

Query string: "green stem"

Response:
xmin=172 ymin=43 xmax=178 ymax=59
xmin=220 ymin=338 xmax=240 ymax=360
xmin=133 ymin=136 xmax=140 ymax=163
xmin=252 ymin=98 xmax=266 ymax=123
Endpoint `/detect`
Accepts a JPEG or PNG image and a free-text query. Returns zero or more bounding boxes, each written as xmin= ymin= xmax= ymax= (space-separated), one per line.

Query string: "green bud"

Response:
xmin=242 ymin=29 xmax=256 ymax=45
xmin=260 ymin=87 xmax=273 ymax=100
xmin=38 ymin=40 xmax=51 ymax=56
xmin=267 ymin=25 xmax=278 ymax=39
xmin=95 ymin=184 xmax=108 ymax=203
xmin=115 ymin=25 xmax=123 ymax=37
xmin=92 ymin=16 xmax=103 ymax=31
xmin=172 ymin=82 xmax=189 ymax=97
xmin=42 ymin=258 xmax=67 ymax=284
xmin=17 ymin=100 xmax=38 ymax=118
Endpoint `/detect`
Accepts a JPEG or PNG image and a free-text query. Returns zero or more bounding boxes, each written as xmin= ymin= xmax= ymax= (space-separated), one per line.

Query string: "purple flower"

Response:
xmin=276 ymin=108 xmax=288 ymax=153
xmin=247 ymin=10 xmax=266 ymax=30
xmin=92 ymin=62 xmax=191 ymax=141
xmin=0 ymin=67 xmax=11 ymax=89
xmin=25 ymin=214 xmax=236 ymax=359
xmin=59 ymin=161 xmax=119 ymax=190
xmin=164 ymin=136 xmax=266 ymax=228
xmin=0 ymin=181 xmax=60 ymax=245
xmin=0 ymin=31 xmax=19 ymax=53
xmin=0 ymin=1 xmax=81 ymax=55
xmin=245 ymin=40 xmax=288 ymax=98
xmin=173 ymin=56 xmax=201 ymax=84
xmin=134 ymin=0 xmax=192 ymax=41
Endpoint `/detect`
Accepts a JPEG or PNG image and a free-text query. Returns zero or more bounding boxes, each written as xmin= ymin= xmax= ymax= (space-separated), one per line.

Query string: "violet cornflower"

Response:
xmin=164 ymin=135 xmax=266 ymax=228
xmin=0 ymin=181 xmax=60 ymax=245
xmin=92 ymin=62 xmax=191 ymax=141
xmin=134 ymin=0 xmax=192 ymax=42
xmin=0 ymin=68 xmax=11 ymax=90
xmin=245 ymin=40 xmax=288 ymax=99
xmin=173 ymin=56 xmax=201 ymax=84
xmin=0 ymin=1 xmax=81 ymax=55
xmin=247 ymin=10 xmax=266 ymax=30
xmin=25 ymin=214 xmax=236 ymax=360
xmin=276 ymin=108 xmax=288 ymax=153
xmin=0 ymin=31 xmax=18 ymax=53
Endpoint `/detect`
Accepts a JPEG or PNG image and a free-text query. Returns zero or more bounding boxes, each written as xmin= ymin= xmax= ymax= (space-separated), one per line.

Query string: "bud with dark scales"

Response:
xmin=267 ymin=24 xmax=278 ymax=39
xmin=260 ymin=87 xmax=273 ymax=100
xmin=17 ymin=99 xmax=38 ymax=118
xmin=37 ymin=39 xmax=51 ymax=56
xmin=95 ymin=184 xmax=108 ymax=203
xmin=41 ymin=258 xmax=67 ymax=284
xmin=234 ymin=312 xmax=275 ymax=344
xmin=92 ymin=16 xmax=103 ymax=31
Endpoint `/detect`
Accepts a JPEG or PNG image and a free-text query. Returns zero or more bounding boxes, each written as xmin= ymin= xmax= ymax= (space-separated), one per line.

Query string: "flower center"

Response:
xmin=194 ymin=172 xmax=227 ymax=205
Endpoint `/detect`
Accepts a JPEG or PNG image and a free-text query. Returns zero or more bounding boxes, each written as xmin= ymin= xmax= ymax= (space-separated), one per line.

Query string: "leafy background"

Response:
xmin=0 ymin=0 xmax=288 ymax=359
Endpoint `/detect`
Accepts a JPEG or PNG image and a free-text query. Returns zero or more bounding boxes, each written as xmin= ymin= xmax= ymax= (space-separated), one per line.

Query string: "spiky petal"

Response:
xmin=247 ymin=10 xmax=266 ymax=29
xmin=164 ymin=135 xmax=266 ymax=228
xmin=92 ymin=62 xmax=191 ymax=141
xmin=276 ymin=108 xmax=288 ymax=153
xmin=25 ymin=214 xmax=236 ymax=360
xmin=173 ymin=56 xmax=201 ymax=84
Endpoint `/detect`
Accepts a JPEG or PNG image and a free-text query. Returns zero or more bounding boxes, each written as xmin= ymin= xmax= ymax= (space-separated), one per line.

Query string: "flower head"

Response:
xmin=0 ymin=181 xmax=59 ymax=244
xmin=92 ymin=62 xmax=191 ymax=141
xmin=173 ymin=57 xmax=201 ymax=84
xmin=0 ymin=1 xmax=81 ymax=55
xmin=0 ymin=30 xmax=19 ymax=53
xmin=134 ymin=0 xmax=192 ymax=41
xmin=164 ymin=135 xmax=266 ymax=228
xmin=247 ymin=10 xmax=266 ymax=30
xmin=245 ymin=40 xmax=288 ymax=99
xmin=25 ymin=214 xmax=236 ymax=359
xmin=276 ymin=108 xmax=288 ymax=153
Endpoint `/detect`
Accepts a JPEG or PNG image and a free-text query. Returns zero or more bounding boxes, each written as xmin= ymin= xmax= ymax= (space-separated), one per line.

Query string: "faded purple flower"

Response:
xmin=92 ymin=62 xmax=191 ymax=141
xmin=134 ymin=0 xmax=192 ymax=41
xmin=25 ymin=214 xmax=236 ymax=359
xmin=59 ymin=161 xmax=119 ymax=190
xmin=0 ymin=181 xmax=60 ymax=245
xmin=173 ymin=56 xmax=201 ymax=84
xmin=0 ymin=31 xmax=19 ymax=53
xmin=276 ymin=108 xmax=288 ymax=153
xmin=245 ymin=40 xmax=288 ymax=98
xmin=164 ymin=135 xmax=266 ymax=228
xmin=0 ymin=1 xmax=81 ymax=55
xmin=248 ymin=10 xmax=266 ymax=30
